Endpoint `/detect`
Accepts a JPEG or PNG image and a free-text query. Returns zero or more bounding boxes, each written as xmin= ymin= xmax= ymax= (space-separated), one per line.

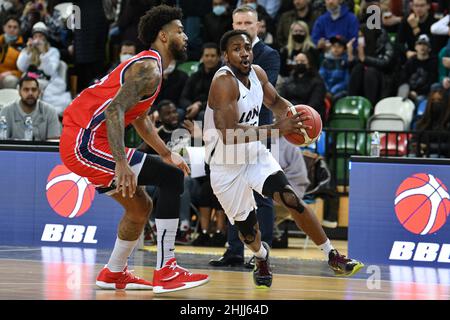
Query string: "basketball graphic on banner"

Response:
xmin=394 ymin=173 xmax=450 ymax=235
xmin=46 ymin=165 xmax=95 ymax=218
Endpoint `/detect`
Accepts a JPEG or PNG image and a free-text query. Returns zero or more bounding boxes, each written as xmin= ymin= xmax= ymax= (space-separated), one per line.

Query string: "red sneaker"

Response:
xmin=96 ymin=265 xmax=153 ymax=290
xmin=152 ymin=258 xmax=209 ymax=294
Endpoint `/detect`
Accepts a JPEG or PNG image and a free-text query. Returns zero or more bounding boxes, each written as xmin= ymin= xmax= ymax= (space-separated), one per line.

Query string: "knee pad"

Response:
xmin=235 ymin=210 xmax=258 ymax=244
xmin=262 ymin=171 xmax=305 ymax=214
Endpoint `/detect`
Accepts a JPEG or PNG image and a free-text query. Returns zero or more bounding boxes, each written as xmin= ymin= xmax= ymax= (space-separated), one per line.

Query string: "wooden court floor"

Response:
xmin=0 ymin=240 xmax=449 ymax=300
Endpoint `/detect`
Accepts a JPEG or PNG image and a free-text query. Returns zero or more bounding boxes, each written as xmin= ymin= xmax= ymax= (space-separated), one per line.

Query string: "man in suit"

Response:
xmin=209 ymin=4 xmax=281 ymax=267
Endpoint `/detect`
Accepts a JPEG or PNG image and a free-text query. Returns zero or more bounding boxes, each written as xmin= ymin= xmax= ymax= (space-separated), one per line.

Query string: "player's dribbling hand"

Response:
xmin=273 ymin=112 xmax=312 ymax=136
xmin=114 ymin=160 xmax=137 ymax=198
xmin=162 ymin=152 xmax=191 ymax=176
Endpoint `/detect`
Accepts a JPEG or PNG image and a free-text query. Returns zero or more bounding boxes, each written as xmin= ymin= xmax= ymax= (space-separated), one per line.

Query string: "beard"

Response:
xmin=169 ymin=41 xmax=187 ymax=62
xmin=22 ymin=97 xmax=37 ymax=107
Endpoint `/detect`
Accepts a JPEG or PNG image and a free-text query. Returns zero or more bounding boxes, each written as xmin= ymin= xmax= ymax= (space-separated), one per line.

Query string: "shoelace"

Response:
xmin=121 ymin=269 xmax=141 ymax=282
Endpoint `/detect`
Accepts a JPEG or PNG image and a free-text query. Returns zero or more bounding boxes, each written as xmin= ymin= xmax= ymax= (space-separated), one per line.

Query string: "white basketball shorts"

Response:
xmin=209 ymin=144 xmax=282 ymax=224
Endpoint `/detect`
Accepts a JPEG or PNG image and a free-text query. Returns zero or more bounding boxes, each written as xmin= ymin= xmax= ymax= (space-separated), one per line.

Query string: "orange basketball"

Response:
xmin=284 ymin=104 xmax=322 ymax=146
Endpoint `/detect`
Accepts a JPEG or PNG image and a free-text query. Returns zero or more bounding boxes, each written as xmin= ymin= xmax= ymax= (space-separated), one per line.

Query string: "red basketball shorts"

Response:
xmin=59 ymin=126 xmax=146 ymax=190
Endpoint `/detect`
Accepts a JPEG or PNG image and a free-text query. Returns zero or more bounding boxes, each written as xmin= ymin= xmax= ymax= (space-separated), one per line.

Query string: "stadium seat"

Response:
xmin=332 ymin=96 xmax=372 ymax=127
xmin=0 ymin=89 xmax=20 ymax=108
xmin=177 ymin=61 xmax=200 ymax=76
xmin=367 ymin=113 xmax=407 ymax=131
xmin=374 ymin=97 xmax=415 ymax=129
xmin=380 ymin=133 xmax=410 ymax=156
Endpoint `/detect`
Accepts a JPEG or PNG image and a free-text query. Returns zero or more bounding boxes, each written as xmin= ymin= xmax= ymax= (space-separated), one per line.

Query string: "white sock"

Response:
xmin=156 ymin=218 xmax=179 ymax=269
xmin=319 ymin=239 xmax=334 ymax=259
xmin=106 ymin=237 xmax=138 ymax=272
xmin=254 ymin=243 xmax=268 ymax=260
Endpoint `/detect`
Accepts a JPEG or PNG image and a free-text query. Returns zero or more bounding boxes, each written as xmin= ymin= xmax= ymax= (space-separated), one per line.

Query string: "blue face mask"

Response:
xmin=213 ymin=5 xmax=226 ymax=16
xmin=4 ymin=34 xmax=18 ymax=44
xmin=247 ymin=2 xmax=257 ymax=10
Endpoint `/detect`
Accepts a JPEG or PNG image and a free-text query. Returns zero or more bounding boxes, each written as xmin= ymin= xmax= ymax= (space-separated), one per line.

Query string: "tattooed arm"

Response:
xmin=105 ymin=59 xmax=161 ymax=197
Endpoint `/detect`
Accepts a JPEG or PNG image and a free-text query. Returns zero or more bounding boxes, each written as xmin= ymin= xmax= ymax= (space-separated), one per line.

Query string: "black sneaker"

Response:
xmin=328 ymin=249 xmax=364 ymax=276
xmin=253 ymin=242 xmax=272 ymax=288
xmin=209 ymin=249 xmax=244 ymax=267
xmin=192 ymin=232 xmax=211 ymax=247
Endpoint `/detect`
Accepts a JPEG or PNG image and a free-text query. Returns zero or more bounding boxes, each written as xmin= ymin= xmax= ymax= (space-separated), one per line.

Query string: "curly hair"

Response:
xmin=138 ymin=5 xmax=183 ymax=47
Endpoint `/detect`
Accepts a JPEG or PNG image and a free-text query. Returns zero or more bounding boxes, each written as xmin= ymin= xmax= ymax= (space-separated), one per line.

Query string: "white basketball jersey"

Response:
xmin=203 ymin=65 xmax=264 ymax=165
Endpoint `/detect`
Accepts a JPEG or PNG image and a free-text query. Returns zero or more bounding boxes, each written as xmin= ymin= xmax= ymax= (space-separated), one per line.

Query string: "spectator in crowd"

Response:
xmin=348 ymin=25 xmax=396 ymax=106
xmin=117 ymin=0 xmax=155 ymax=52
xmin=0 ymin=76 xmax=61 ymax=141
xmin=279 ymin=20 xmax=319 ymax=77
xmin=0 ymin=16 xmax=23 ymax=88
xmin=279 ymin=52 xmax=327 ymax=121
xmin=179 ymin=43 xmax=221 ymax=121
xmin=138 ymin=100 xmax=202 ymax=244
xmin=17 ymin=21 xmax=71 ymax=116
xmin=311 ymin=0 xmax=359 ymax=51
xmin=107 ymin=40 xmax=137 ymax=73
xmin=154 ymin=60 xmax=188 ymax=109
xmin=202 ymin=0 xmax=233 ymax=45
xmin=397 ymin=34 xmax=438 ymax=103
xmin=257 ymin=16 xmax=276 ymax=49
xmin=319 ymin=35 xmax=349 ymax=102
xmin=20 ymin=0 xmax=67 ymax=50
xmin=396 ymin=0 xmax=437 ymax=60
xmin=277 ymin=0 xmax=321 ymax=48
xmin=412 ymin=84 xmax=450 ymax=157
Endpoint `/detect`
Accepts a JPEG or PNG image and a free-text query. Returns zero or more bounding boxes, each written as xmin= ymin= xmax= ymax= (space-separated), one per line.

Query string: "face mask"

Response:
xmin=295 ymin=63 xmax=307 ymax=74
xmin=120 ymin=54 xmax=133 ymax=63
xmin=4 ymin=34 xmax=17 ymax=44
xmin=292 ymin=34 xmax=306 ymax=43
xmin=213 ymin=5 xmax=226 ymax=16
xmin=431 ymin=102 xmax=444 ymax=117
xmin=247 ymin=2 xmax=257 ymax=10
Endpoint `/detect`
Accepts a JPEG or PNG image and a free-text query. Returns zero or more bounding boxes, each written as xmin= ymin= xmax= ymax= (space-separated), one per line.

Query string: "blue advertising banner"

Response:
xmin=0 ymin=150 xmax=124 ymax=248
xmin=349 ymin=157 xmax=450 ymax=268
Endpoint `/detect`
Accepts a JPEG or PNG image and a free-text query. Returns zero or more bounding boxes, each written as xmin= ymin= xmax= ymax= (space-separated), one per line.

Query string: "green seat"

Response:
xmin=177 ymin=61 xmax=200 ymax=76
xmin=332 ymin=96 xmax=373 ymax=128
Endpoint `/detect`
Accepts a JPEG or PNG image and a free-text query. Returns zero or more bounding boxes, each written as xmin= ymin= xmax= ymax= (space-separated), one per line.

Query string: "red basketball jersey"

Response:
xmin=62 ymin=49 xmax=162 ymax=137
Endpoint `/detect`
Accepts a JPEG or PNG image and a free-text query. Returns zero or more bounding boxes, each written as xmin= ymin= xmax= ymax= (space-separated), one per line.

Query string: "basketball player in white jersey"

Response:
xmin=204 ymin=30 xmax=364 ymax=287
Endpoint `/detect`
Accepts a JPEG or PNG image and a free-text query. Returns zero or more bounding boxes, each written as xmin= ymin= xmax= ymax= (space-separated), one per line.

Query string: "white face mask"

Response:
xmin=120 ymin=54 xmax=133 ymax=63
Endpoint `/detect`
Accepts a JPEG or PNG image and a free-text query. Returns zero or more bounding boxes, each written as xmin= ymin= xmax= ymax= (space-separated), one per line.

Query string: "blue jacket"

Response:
xmin=253 ymin=40 xmax=280 ymax=125
xmin=311 ymin=5 xmax=359 ymax=48
xmin=319 ymin=52 xmax=349 ymax=95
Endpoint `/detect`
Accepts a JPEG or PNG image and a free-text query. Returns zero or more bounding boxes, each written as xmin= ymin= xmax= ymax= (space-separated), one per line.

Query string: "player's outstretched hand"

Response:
xmin=115 ymin=160 xmax=137 ymax=198
xmin=273 ymin=112 xmax=312 ymax=136
xmin=163 ymin=152 xmax=191 ymax=176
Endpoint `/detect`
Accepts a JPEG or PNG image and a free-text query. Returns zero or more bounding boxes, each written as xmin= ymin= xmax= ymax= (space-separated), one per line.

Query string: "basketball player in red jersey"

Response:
xmin=204 ymin=30 xmax=364 ymax=288
xmin=60 ymin=5 xmax=208 ymax=293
